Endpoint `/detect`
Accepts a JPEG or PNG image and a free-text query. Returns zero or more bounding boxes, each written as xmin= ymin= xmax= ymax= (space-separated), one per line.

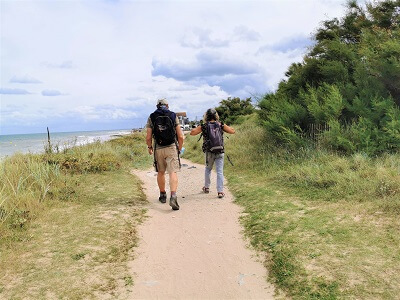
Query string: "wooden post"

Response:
xmin=47 ymin=127 xmax=51 ymax=153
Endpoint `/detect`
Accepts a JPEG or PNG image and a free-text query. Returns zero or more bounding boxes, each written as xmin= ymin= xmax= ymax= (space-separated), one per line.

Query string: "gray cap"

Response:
xmin=157 ymin=98 xmax=168 ymax=106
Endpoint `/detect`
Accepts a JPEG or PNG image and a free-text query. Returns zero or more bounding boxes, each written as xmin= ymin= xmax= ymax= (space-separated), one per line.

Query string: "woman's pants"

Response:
xmin=205 ymin=152 xmax=224 ymax=193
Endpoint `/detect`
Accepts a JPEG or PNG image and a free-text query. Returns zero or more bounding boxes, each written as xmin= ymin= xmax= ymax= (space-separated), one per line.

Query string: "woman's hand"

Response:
xmin=190 ymin=126 xmax=202 ymax=136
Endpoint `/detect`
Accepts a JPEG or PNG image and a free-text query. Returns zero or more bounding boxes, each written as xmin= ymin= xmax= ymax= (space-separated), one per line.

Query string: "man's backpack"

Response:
xmin=150 ymin=110 xmax=177 ymax=146
xmin=203 ymin=121 xmax=224 ymax=153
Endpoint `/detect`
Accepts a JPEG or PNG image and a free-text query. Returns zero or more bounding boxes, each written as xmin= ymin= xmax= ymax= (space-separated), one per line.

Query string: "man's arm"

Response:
xmin=146 ymin=128 xmax=153 ymax=155
xmin=176 ymin=125 xmax=184 ymax=151
xmin=223 ymin=124 xmax=235 ymax=134
xmin=190 ymin=125 xmax=202 ymax=136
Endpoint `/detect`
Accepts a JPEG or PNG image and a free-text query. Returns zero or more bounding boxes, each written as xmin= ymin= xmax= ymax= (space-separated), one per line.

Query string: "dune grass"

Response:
xmin=0 ymin=133 xmax=152 ymax=299
xmin=184 ymin=115 xmax=400 ymax=299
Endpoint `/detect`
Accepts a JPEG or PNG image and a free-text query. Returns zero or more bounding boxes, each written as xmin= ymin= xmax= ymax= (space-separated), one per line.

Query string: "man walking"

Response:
xmin=146 ymin=99 xmax=184 ymax=210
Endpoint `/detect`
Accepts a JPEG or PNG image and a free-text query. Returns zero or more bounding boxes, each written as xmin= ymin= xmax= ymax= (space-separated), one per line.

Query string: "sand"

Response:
xmin=129 ymin=158 xmax=275 ymax=299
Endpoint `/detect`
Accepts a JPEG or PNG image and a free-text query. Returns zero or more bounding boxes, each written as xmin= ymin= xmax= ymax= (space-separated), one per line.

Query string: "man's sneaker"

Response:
xmin=169 ymin=195 xmax=180 ymax=210
xmin=159 ymin=193 xmax=167 ymax=203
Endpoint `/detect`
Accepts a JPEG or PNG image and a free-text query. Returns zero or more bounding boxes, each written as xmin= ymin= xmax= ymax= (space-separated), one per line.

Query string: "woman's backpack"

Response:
xmin=202 ymin=121 xmax=224 ymax=153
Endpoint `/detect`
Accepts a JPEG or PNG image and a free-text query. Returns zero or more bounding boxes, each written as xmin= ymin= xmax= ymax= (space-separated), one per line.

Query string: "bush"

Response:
xmin=258 ymin=0 xmax=400 ymax=155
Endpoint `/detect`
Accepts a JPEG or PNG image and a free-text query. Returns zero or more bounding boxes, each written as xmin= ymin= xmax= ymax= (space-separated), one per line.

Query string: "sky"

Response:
xmin=1 ymin=0 xmax=348 ymax=135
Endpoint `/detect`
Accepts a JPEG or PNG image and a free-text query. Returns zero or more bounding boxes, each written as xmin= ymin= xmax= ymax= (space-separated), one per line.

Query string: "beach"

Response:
xmin=0 ymin=129 xmax=133 ymax=158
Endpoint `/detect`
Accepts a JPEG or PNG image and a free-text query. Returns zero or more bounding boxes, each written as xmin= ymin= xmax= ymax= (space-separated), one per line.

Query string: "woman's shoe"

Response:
xmin=218 ymin=192 xmax=225 ymax=198
xmin=202 ymin=186 xmax=210 ymax=194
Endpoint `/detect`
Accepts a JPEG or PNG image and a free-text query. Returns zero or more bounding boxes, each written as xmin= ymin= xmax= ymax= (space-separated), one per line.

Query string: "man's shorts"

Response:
xmin=154 ymin=144 xmax=180 ymax=173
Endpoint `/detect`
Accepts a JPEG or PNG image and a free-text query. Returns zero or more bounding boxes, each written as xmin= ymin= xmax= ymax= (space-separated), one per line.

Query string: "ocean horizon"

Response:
xmin=0 ymin=128 xmax=135 ymax=158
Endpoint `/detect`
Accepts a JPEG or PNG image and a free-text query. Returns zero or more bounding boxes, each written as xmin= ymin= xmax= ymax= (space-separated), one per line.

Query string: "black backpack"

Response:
xmin=203 ymin=121 xmax=224 ymax=153
xmin=150 ymin=110 xmax=177 ymax=146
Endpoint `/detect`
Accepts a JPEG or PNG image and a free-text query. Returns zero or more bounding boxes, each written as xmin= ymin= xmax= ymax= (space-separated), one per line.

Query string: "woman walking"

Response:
xmin=190 ymin=108 xmax=235 ymax=198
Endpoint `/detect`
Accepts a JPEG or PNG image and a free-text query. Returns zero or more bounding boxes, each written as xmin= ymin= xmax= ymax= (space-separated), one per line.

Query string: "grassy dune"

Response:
xmin=0 ymin=133 xmax=152 ymax=298
xmin=184 ymin=115 xmax=400 ymax=299
xmin=2 ymin=124 xmax=399 ymax=299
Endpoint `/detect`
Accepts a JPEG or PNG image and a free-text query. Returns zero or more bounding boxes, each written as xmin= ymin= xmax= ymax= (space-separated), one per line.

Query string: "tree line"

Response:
xmin=216 ymin=0 xmax=400 ymax=155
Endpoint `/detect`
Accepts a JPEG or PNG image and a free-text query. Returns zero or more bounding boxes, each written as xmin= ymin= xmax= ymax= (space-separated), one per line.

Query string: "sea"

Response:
xmin=0 ymin=129 xmax=133 ymax=158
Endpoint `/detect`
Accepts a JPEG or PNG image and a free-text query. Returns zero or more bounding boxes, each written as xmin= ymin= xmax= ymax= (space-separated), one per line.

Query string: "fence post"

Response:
xmin=47 ymin=127 xmax=51 ymax=153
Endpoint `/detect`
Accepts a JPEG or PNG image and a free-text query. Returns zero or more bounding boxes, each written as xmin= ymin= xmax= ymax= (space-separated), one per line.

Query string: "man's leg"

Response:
xmin=169 ymin=171 xmax=178 ymax=193
xmin=166 ymin=147 xmax=180 ymax=210
xmin=157 ymin=171 xmax=166 ymax=192
xmin=169 ymin=171 xmax=179 ymax=210
xmin=156 ymin=171 xmax=167 ymax=203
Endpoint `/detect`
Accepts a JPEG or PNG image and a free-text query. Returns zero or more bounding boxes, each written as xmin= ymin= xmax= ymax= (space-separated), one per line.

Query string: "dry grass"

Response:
xmin=0 ymin=169 xmax=148 ymax=299
xmin=0 ymin=133 xmax=152 ymax=299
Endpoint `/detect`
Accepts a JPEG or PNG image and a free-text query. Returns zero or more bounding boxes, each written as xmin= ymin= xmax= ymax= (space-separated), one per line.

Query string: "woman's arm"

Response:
xmin=223 ymin=124 xmax=235 ymax=134
xmin=190 ymin=125 xmax=202 ymax=136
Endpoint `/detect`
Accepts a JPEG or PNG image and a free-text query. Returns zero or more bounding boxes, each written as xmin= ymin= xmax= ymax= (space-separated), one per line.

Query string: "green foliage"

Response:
xmin=215 ymin=97 xmax=254 ymax=124
xmin=358 ymin=25 xmax=400 ymax=105
xmin=259 ymin=0 xmax=400 ymax=155
xmin=258 ymin=93 xmax=307 ymax=148
xmin=302 ymin=84 xmax=344 ymax=124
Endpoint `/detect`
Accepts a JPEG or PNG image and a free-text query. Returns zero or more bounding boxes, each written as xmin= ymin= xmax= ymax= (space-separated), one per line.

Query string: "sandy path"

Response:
xmin=129 ymin=158 xmax=275 ymax=299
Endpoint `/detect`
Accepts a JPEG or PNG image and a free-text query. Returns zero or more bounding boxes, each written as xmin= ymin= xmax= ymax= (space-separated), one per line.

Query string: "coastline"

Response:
xmin=0 ymin=129 xmax=134 ymax=158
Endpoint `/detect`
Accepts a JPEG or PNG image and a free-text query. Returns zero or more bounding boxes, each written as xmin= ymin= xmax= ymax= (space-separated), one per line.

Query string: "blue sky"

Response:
xmin=0 ymin=0 xmax=346 ymax=135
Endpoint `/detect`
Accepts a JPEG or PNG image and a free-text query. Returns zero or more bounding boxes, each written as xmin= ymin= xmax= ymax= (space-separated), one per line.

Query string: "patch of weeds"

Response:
xmin=9 ymin=209 xmax=30 ymax=229
xmin=94 ymin=220 xmax=138 ymax=264
xmin=58 ymin=186 xmax=77 ymax=201
xmin=270 ymin=247 xmax=298 ymax=286
xmin=375 ymin=179 xmax=399 ymax=198
xmin=380 ymin=197 xmax=400 ymax=214
xmin=309 ymin=278 xmax=339 ymax=300
xmin=97 ymin=277 xmax=117 ymax=292
xmin=71 ymin=252 xmax=86 ymax=261
xmin=309 ymin=252 xmax=321 ymax=259
xmin=124 ymin=276 xmax=133 ymax=287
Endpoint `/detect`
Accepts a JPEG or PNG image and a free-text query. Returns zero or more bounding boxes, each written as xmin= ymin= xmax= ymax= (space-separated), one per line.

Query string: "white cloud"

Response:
xmin=10 ymin=75 xmax=42 ymax=84
xmin=181 ymin=28 xmax=230 ymax=48
xmin=42 ymin=61 xmax=74 ymax=69
xmin=42 ymin=89 xmax=65 ymax=96
xmin=111 ymin=109 xmax=137 ymax=120
xmin=1 ymin=0 xmax=347 ymax=134
xmin=0 ymin=88 xmax=31 ymax=95
xmin=233 ymin=25 xmax=261 ymax=42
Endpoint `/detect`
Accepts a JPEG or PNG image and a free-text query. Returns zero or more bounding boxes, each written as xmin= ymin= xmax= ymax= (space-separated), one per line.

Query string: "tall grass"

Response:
xmin=184 ymin=114 xmax=400 ymax=299
xmin=0 ymin=133 xmax=150 ymax=240
xmin=186 ymin=114 xmax=400 ymax=211
xmin=0 ymin=154 xmax=63 ymax=231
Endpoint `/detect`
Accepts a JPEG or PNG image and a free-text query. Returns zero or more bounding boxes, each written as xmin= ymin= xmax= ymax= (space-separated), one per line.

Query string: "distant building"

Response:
xmin=176 ymin=112 xmax=187 ymax=118
xmin=176 ymin=112 xmax=189 ymax=125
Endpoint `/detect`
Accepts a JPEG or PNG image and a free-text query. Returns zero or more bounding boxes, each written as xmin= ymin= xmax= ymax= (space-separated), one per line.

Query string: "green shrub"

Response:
xmin=258 ymin=0 xmax=400 ymax=154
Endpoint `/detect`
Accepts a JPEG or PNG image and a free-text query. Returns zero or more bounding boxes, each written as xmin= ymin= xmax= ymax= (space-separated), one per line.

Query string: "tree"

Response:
xmin=258 ymin=0 xmax=400 ymax=154
xmin=215 ymin=97 xmax=254 ymax=124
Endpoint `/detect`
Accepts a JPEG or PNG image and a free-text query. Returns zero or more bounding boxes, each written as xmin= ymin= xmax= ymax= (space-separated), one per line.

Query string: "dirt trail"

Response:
xmin=129 ymin=158 xmax=275 ymax=299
